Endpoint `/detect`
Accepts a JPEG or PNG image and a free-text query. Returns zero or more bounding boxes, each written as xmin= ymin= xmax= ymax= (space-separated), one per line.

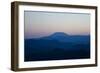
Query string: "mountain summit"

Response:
xmin=50 ymin=32 xmax=69 ymax=37
xmin=46 ymin=32 xmax=69 ymax=39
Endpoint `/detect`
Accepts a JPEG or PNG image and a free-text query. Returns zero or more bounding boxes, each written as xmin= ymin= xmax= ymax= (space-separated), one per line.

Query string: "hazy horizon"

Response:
xmin=24 ymin=11 xmax=90 ymax=39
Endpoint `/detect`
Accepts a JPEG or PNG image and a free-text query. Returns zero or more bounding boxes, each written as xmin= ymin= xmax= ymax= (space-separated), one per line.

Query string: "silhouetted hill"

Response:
xmin=49 ymin=32 xmax=69 ymax=38
xmin=41 ymin=32 xmax=90 ymax=44
xmin=24 ymin=32 xmax=90 ymax=61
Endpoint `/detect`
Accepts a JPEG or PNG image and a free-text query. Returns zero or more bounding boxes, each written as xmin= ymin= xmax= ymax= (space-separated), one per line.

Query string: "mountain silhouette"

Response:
xmin=41 ymin=32 xmax=90 ymax=44
xmin=24 ymin=32 xmax=90 ymax=61
xmin=50 ymin=32 xmax=69 ymax=38
xmin=43 ymin=32 xmax=69 ymax=38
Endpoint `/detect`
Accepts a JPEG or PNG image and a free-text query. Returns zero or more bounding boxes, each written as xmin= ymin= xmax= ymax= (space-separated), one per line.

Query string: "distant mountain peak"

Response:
xmin=50 ymin=32 xmax=69 ymax=37
xmin=42 ymin=32 xmax=70 ymax=40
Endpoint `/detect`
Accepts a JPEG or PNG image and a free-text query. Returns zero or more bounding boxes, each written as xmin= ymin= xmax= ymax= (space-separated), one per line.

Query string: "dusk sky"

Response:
xmin=24 ymin=11 xmax=90 ymax=39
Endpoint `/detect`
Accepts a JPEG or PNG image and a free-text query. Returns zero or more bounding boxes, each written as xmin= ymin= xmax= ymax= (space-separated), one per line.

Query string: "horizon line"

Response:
xmin=24 ymin=32 xmax=90 ymax=39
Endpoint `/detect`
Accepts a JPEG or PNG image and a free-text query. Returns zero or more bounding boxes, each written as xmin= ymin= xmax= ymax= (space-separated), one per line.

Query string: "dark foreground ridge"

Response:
xmin=24 ymin=32 xmax=90 ymax=61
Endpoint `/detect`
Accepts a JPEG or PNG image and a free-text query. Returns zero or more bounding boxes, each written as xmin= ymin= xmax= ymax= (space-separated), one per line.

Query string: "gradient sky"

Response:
xmin=24 ymin=11 xmax=90 ymax=39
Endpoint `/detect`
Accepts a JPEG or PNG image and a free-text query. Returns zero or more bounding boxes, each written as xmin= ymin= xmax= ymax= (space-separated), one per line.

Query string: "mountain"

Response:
xmin=41 ymin=32 xmax=90 ymax=44
xmin=24 ymin=32 xmax=90 ymax=61
xmin=48 ymin=32 xmax=69 ymax=38
xmin=41 ymin=32 xmax=69 ymax=41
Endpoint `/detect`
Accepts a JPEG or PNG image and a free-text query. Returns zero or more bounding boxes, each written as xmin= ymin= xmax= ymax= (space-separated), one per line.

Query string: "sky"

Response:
xmin=24 ymin=11 xmax=90 ymax=39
